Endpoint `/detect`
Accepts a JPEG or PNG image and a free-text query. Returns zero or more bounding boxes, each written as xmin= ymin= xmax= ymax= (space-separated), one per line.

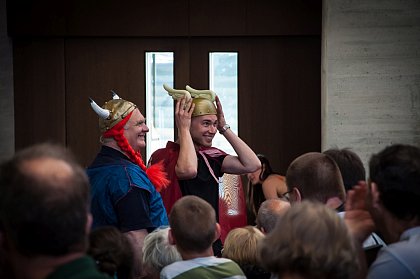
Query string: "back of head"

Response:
xmin=88 ymin=226 xmax=134 ymax=279
xmin=323 ymin=148 xmax=366 ymax=192
xmin=0 ymin=143 xmax=90 ymax=257
xmin=286 ymin=152 xmax=346 ymax=203
xmin=142 ymin=227 xmax=181 ymax=278
xmin=256 ymin=198 xmax=291 ymax=234
xmin=169 ymin=196 xmax=216 ymax=253
xmin=222 ymin=226 xmax=264 ymax=266
xmin=369 ymin=144 xmax=420 ymax=220
xmin=259 ymin=201 xmax=359 ymax=279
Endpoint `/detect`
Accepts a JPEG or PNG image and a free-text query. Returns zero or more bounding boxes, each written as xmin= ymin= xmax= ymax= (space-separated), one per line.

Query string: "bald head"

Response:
xmin=256 ymin=198 xmax=291 ymax=234
xmin=22 ymin=157 xmax=75 ymax=187
xmin=0 ymin=143 xmax=90 ymax=256
xmin=286 ymin=152 xmax=345 ymax=204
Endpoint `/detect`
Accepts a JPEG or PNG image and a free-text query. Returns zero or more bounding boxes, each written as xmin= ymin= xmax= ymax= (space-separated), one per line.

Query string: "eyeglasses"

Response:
xmin=280 ymin=189 xmax=293 ymax=201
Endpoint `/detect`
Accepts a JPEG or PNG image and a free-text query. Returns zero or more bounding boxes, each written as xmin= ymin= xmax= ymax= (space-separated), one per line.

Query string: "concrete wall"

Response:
xmin=322 ymin=0 xmax=420 ymax=170
xmin=0 ymin=0 xmax=14 ymax=161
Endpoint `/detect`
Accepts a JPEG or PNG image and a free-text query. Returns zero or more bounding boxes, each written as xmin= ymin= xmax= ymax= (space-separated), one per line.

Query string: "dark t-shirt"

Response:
xmin=178 ymin=152 xmax=226 ymax=221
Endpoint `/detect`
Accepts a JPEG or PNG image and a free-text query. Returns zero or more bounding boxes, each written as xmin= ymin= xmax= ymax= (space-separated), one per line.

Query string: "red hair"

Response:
xmin=103 ymin=111 xmax=169 ymax=192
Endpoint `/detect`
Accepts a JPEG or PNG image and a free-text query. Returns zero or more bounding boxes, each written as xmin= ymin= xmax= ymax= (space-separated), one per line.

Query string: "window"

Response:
xmin=145 ymin=51 xmax=238 ymax=159
xmin=145 ymin=52 xmax=174 ymax=161
xmin=209 ymin=52 xmax=238 ymax=155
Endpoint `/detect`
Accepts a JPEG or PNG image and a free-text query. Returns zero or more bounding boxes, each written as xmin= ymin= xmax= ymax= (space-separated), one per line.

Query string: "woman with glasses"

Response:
xmin=246 ymin=154 xmax=288 ymax=225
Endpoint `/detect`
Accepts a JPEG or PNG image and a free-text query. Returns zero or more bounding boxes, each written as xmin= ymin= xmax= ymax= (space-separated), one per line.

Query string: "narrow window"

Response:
xmin=209 ymin=52 xmax=238 ymax=155
xmin=145 ymin=52 xmax=174 ymax=161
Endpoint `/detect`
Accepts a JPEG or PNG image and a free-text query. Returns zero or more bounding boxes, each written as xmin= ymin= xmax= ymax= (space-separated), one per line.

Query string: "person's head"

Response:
xmin=247 ymin=154 xmax=275 ymax=185
xmin=142 ymin=227 xmax=181 ymax=279
xmin=90 ymin=93 xmax=147 ymax=156
xmin=163 ymin=84 xmax=218 ymax=148
xmin=285 ymin=152 xmax=346 ymax=205
xmin=222 ymin=226 xmax=264 ymax=266
xmin=323 ymin=148 xmax=366 ymax=192
xmin=256 ymin=198 xmax=291 ymax=234
xmin=88 ymin=226 xmax=134 ymax=279
xmin=90 ymin=93 xmax=168 ymax=191
xmin=122 ymin=108 xmax=148 ymax=151
xmin=368 ymin=144 xmax=420 ymax=234
xmin=168 ymin=196 xmax=220 ymax=255
xmin=0 ymin=143 xmax=91 ymax=259
xmin=190 ymin=113 xmax=218 ymax=147
xmin=259 ymin=201 xmax=359 ymax=279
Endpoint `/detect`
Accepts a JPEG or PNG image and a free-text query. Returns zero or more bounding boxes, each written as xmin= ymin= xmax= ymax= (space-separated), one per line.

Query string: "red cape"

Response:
xmin=149 ymin=141 xmax=247 ymax=242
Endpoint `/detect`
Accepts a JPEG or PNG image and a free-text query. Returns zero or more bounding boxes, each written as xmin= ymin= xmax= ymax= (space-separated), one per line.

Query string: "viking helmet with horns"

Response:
xmin=89 ymin=91 xmax=169 ymax=191
xmin=163 ymin=84 xmax=217 ymax=117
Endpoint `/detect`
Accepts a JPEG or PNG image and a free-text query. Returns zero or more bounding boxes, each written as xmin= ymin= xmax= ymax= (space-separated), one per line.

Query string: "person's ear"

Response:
xmin=85 ymin=213 xmax=93 ymax=235
xmin=370 ymin=182 xmax=381 ymax=207
xmin=292 ymin=187 xmax=302 ymax=203
xmin=168 ymin=228 xmax=176 ymax=245
xmin=214 ymin=223 xmax=221 ymax=242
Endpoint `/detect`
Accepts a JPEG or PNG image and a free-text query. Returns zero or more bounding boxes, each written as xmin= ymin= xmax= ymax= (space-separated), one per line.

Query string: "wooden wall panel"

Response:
xmin=189 ymin=0 xmax=247 ymax=36
xmin=9 ymin=1 xmax=321 ymax=171
xmin=65 ymin=38 xmax=145 ymax=166
xmin=189 ymin=37 xmax=321 ymax=174
xmin=65 ymin=0 xmax=189 ymax=36
xmin=246 ymin=0 xmax=321 ymax=36
xmin=65 ymin=38 xmax=191 ymax=167
xmin=7 ymin=0 xmax=320 ymax=37
xmin=13 ymin=39 xmax=66 ymax=150
xmin=239 ymin=37 xmax=321 ymax=173
xmin=6 ymin=1 xmax=67 ymax=36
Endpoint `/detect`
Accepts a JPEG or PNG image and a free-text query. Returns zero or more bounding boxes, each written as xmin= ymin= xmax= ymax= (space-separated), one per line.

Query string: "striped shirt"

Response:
xmin=160 ymin=256 xmax=246 ymax=279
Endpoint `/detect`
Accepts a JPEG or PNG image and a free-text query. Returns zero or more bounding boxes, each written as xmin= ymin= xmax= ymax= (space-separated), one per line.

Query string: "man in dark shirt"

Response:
xmin=0 ymin=143 xmax=110 ymax=279
xmin=150 ymin=85 xmax=260 ymax=256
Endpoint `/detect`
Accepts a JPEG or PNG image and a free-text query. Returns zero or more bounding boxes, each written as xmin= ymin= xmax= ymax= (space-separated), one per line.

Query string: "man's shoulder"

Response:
xmin=368 ymin=236 xmax=420 ymax=279
xmin=161 ymin=257 xmax=245 ymax=279
xmin=149 ymin=142 xmax=180 ymax=167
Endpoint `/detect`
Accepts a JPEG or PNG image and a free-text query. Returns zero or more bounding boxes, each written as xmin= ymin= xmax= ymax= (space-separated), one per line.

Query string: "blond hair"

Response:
xmin=223 ymin=226 xmax=264 ymax=265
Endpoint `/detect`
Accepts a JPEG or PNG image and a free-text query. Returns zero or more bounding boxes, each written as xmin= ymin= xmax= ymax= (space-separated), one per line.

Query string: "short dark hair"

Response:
xmin=286 ymin=152 xmax=346 ymax=203
xmin=0 ymin=143 xmax=90 ymax=256
xmin=369 ymin=144 xmax=420 ymax=220
xmin=323 ymin=148 xmax=366 ymax=191
xmin=169 ymin=196 xmax=216 ymax=253
xmin=88 ymin=226 xmax=134 ymax=279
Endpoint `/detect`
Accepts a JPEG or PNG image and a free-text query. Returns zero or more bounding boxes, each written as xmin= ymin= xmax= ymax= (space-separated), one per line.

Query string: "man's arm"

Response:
xmin=344 ymin=181 xmax=376 ymax=279
xmin=174 ymin=97 xmax=197 ymax=179
xmin=116 ymin=188 xmax=154 ymax=279
xmin=215 ymin=96 xmax=261 ymax=174
xmin=124 ymin=229 xmax=148 ymax=279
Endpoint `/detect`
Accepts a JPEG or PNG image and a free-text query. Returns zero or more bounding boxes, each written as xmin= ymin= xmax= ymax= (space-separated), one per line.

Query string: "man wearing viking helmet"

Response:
xmin=87 ymin=92 xmax=169 ymax=278
xmin=149 ymin=85 xmax=261 ymax=256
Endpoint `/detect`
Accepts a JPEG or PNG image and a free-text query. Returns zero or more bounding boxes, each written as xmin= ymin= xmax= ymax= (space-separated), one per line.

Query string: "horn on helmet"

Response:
xmin=89 ymin=97 xmax=110 ymax=119
xmin=111 ymin=90 xmax=120 ymax=100
xmin=163 ymin=84 xmax=192 ymax=101
xmin=185 ymin=85 xmax=216 ymax=102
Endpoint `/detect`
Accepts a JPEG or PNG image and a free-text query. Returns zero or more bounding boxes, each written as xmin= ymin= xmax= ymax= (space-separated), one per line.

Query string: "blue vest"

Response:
xmin=87 ymin=146 xmax=168 ymax=229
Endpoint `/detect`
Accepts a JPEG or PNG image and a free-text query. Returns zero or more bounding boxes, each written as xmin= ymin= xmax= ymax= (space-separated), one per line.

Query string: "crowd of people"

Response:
xmin=0 ymin=86 xmax=419 ymax=279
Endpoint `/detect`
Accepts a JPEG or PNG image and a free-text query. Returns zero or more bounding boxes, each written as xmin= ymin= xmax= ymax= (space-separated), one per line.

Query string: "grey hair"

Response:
xmin=142 ymin=227 xmax=182 ymax=274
